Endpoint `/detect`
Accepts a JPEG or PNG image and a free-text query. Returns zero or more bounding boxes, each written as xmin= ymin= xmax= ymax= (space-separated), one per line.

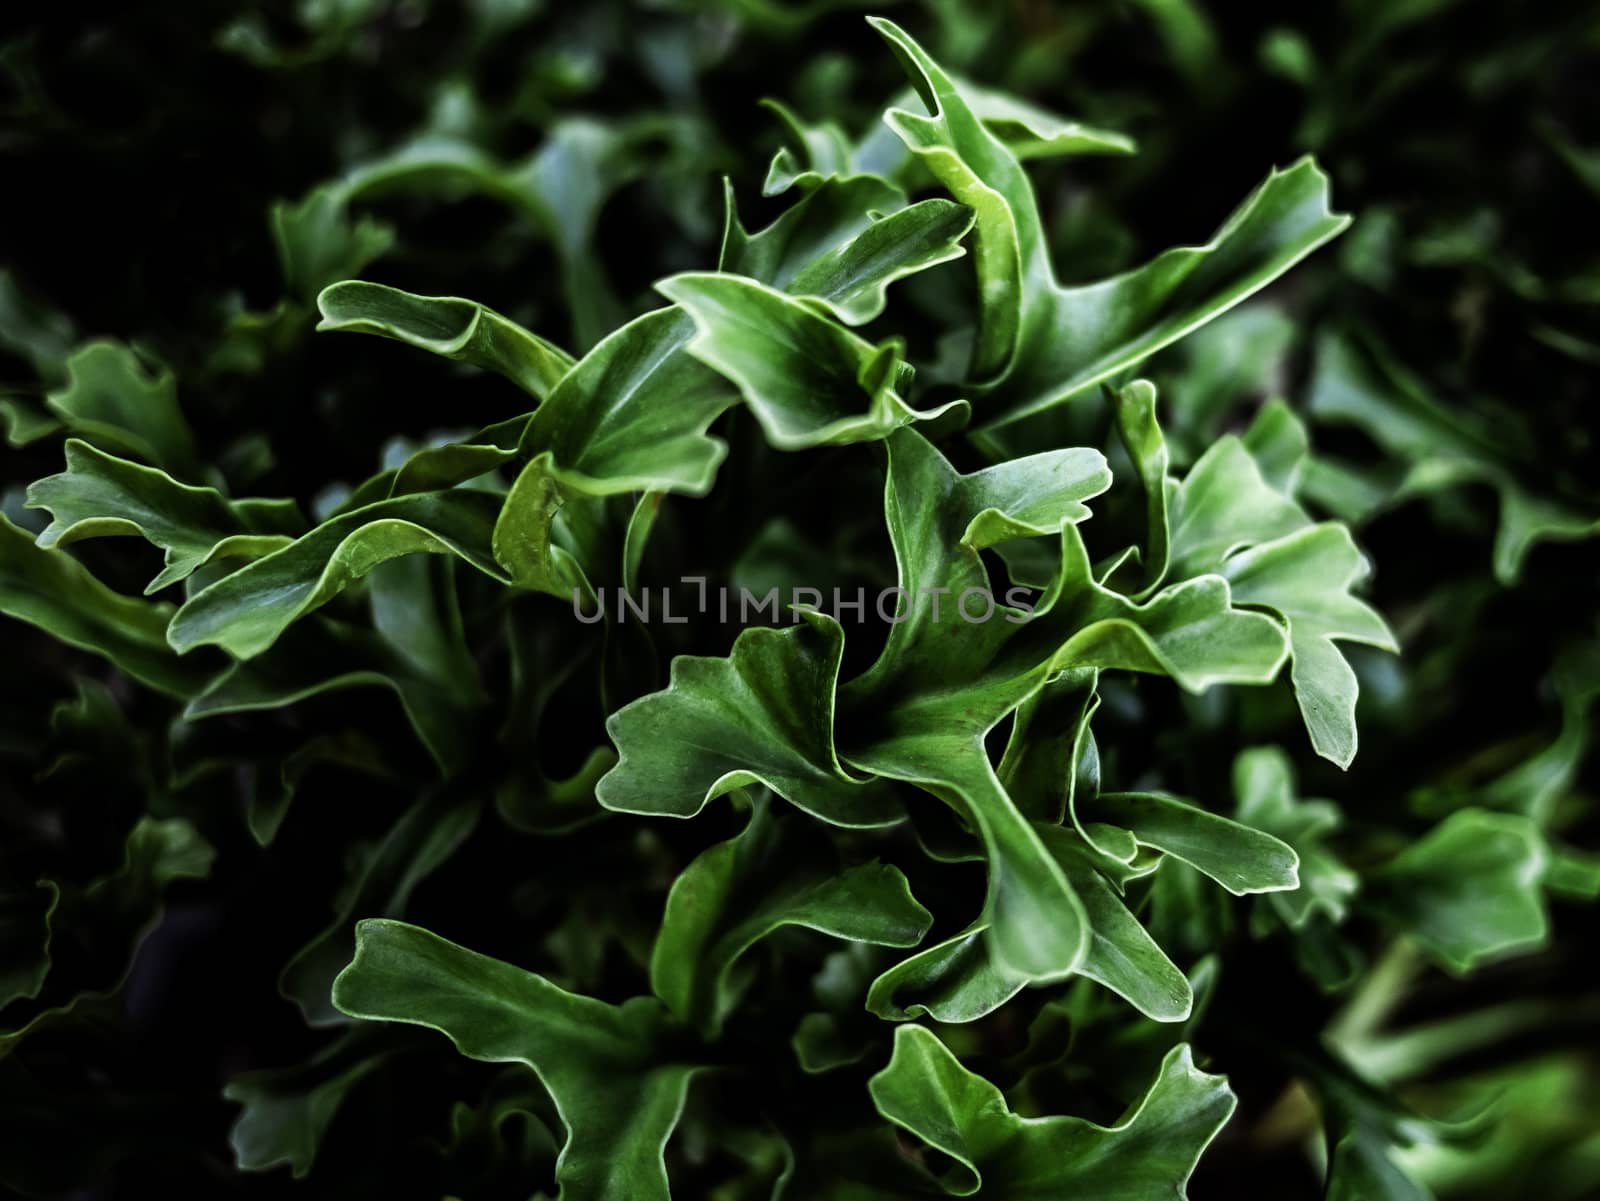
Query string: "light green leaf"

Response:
xmin=866 ymin=920 xmax=1027 ymax=1024
xmin=1040 ymin=826 xmax=1195 ymax=1023
xmin=333 ymin=919 xmax=700 ymax=1201
xmin=1162 ymin=418 xmax=1396 ymax=767
xmin=868 ymin=1026 xmax=1235 ymax=1198
xmin=962 ymin=80 xmax=1136 ymax=161
xmin=1223 ymin=524 xmax=1398 ymax=768
xmin=168 ymin=490 xmax=506 ymax=659
xmin=720 ymin=180 xmax=974 ymax=326
xmin=1114 ymin=380 xmax=1172 ymax=590
xmin=658 ymin=272 xmax=965 ymax=449
xmin=316 ymin=281 xmax=576 ymax=400
xmin=1033 ymin=521 xmax=1292 ymax=692
xmin=870 ymin=18 xmax=1348 ymax=429
xmin=1081 ymin=791 xmax=1300 ymax=895
xmin=493 ymin=306 xmax=731 ymax=593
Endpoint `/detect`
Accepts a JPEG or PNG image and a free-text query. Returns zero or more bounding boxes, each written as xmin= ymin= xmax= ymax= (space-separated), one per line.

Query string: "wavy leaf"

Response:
xmin=316 ymin=281 xmax=576 ymax=400
xmin=1233 ymin=747 xmax=1358 ymax=929
xmin=659 ymin=272 xmax=964 ymax=448
xmin=720 ymin=182 xmax=974 ymax=326
xmin=1364 ymin=810 xmax=1550 ymax=973
xmin=333 ymin=919 xmax=700 ymax=1201
xmin=871 ymin=18 xmax=1349 ymax=431
xmin=1162 ymin=405 xmax=1397 ymax=767
xmin=868 ymin=1026 xmax=1235 ymax=1198
xmin=0 ymin=515 xmax=211 ymax=696
xmin=281 ymin=792 xmax=480 ymax=1026
xmin=43 ymin=341 xmax=200 ymax=477
xmin=28 ymin=439 xmax=303 ymax=593
xmin=650 ymin=797 xmax=931 ymax=1035
xmin=169 ymin=490 xmax=506 ymax=658
xmin=225 ymin=1030 xmax=397 ymax=1178
xmin=598 ymin=612 xmax=899 ymax=827
xmin=1081 ymin=791 xmax=1300 ymax=896
xmin=1307 ymin=329 xmax=1600 ymax=583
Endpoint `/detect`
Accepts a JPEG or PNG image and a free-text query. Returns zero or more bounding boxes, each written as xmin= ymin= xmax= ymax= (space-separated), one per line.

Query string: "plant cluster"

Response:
xmin=2 ymin=3 xmax=1597 ymax=1199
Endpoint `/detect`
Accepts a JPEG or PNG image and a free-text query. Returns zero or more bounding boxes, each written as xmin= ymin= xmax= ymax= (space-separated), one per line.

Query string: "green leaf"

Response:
xmin=1033 ymin=521 xmax=1292 ymax=692
xmin=168 ymin=490 xmax=507 ymax=659
xmin=28 ymin=439 xmax=303 ymax=593
xmin=316 ymin=281 xmax=575 ymax=400
xmin=1233 ymin=746 xmax=1358 ymax=929
xmin=493 ymin=306 xmax=732 ymax=590
xmin=1307 ymin=330 xmax=1600 ymax=584
xmin=272 ymin=183 xmax=395 ymax=302
xmin=44 ymin=341 xmax=200 ymax=477
xmin=650 ymin=797 xmax=931 ymax=1035
xmin=760 ymin=83 xmax=1131 ymax=197
xmin=996 ymin=667 xmax=1102 ymax=824
xmin=2 ymin=817 xmax=215 ymax=1056
xmin=598 ymin=612 xmax=900 ymax=828
xmin=0 ymin=883 xmax=58 ymax=1012
xmin=490 ymin=453 xmax=595 ymax=597
xmin=1222 ymin=524 xmax=1398 ymax=768
xmin=720 ymin=181 xmax=974 ymax=326
xmin=1162 ymin=418 xmax=1397 ymax=767
xmin=868 ymin=1025 xmax=1235 ymax=1197
xmin=1113 ymin=380 xmax=1172 ymax=590
xmin=1364 ymin=810 xmax=1550 ymax=973
xmin=1040 ymin=826 xmax=1195 ymax=1023
xmin=333 ymin=919 xmax=700 ymax=1201
xmin=960 ymin=80 xmax=1137 ymax=161
xmin=0 ymin=269 xmax=75 ymax=385
xmin=0 ymin=515 xmax=211 ymax=696
xmin=224 ymin=1030 xmax=397 ymax=1178
xmin=281 ymin=792 xmax=481 ymax=1025
xmin=835 ymin=429 xmax=1281 ymax=979
xmin=870 ymin=18 xmax=1349 ymax=429
xmin=188 ymin=608 xmax=482 ymax=779
xmin=658 ymin=272 xmax=965 ymax=449
xmin=1080 ymin=791 xmax=1301 ymax=895
xmin=490 ymin=175 xmax=981 ymax=595
xmin=866 ymin=920 xmax=1027 ymax=1024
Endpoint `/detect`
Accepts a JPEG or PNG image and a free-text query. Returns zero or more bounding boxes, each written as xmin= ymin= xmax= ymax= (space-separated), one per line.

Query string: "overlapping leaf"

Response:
xmin=870 ymin=19 xmax=1350 ymax=431
xmin=333 ymin=920 xmax=700 ymax=1201
xmin=866 ymin=1026 xmax=1235 ymax=1198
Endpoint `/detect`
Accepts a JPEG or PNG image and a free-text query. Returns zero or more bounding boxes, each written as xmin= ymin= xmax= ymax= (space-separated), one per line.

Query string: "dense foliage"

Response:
xmin=3 ymin=2 xmax=1598 ymax=1198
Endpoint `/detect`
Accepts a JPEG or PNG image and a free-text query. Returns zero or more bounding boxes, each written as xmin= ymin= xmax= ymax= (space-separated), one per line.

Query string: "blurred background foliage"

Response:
xmin=2 ymin=1 xmax=1597 ymax=1197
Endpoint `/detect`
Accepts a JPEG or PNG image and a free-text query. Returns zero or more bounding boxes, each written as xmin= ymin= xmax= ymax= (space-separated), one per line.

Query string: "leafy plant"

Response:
xmin=2 ymin=3 xmax=1597 ymax=1199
